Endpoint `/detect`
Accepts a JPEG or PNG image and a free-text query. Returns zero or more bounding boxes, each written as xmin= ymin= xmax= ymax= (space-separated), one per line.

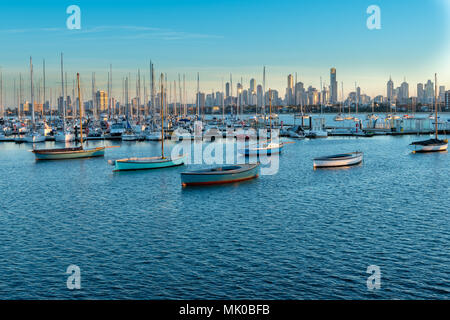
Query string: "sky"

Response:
xmin=0 ymin=0 xmax=449 ymax=105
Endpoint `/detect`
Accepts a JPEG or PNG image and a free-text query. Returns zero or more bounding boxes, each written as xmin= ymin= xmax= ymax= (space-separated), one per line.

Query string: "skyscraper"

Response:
xmin=330 ymin=68 xmax=337 ymax=104
xmin=425 ymin=80 xmax=434 ymax=104
xmin=445 ymin=91 xmax=450 ymax=110
xmin=417 ymin=83 xmax=424 ymax=103
xmin=387 ymin=77 xmax=394 ymax=103
xmin=287 ymin=74 xmax=294 ymax=105
xmin=250 ymin=78 xmax=256 ymax=94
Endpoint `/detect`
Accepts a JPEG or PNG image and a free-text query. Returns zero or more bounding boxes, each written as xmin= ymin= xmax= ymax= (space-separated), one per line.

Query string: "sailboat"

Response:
xmin=54 ymin=53 xmax=75 ymax=143
xmin=113 ymin=73 xmax=186 ymax=171
xmin=410 ymin=73 xmax=448 ymax=153
xmin=239 ymin=88 xmax=285 ymax=156
xmin=24 ymin=57 xmax=45 ymax=143
xmin=334 ymin=83 xmax=344 ymax=121
xmin=32 ymin=73 xmax=106 ymax=160
xmin=121 ymin=77 xmax=138 ymax=141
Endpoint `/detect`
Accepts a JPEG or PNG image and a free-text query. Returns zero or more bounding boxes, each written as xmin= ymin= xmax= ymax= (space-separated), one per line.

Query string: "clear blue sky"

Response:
xmin=0 ymin=0 xmax=449 ymax=104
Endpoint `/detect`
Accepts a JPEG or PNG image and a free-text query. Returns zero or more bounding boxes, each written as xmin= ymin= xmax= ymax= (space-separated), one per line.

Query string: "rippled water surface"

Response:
xmin=0 ymin=118 xmax=449 ymax=299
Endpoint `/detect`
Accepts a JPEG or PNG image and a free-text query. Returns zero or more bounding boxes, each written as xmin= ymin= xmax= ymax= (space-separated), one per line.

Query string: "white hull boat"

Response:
xmin=410 ymin=139 xmax=448 ymax=153
xmin=54 ymin=132 xmax=75 ymax=142
xmin=24 ymin=132 xmax=46 ymax=143
xmin=314 ymin=152 xmax=363 ymax=168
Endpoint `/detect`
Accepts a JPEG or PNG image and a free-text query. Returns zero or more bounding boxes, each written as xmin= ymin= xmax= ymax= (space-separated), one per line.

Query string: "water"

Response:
xmin=0 ymin=118 xmax=449 ymax=299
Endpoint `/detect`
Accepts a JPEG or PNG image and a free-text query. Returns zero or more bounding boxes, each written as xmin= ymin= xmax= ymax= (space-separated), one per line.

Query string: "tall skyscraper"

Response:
xmin=225 ymin=82 xmax=230 ymax=98
xmin=387 ymin=77 xmax=394 ymax=103
xmin=250 ymin=79 xmax=256 ymax=94
xmin=417 ymin=83 xmax=424 ymax=103
xmin=425 ymin=80 xmax=434 ymax=103
xmin=330 ymin=68 xmax=337 ymax=104
xmin=400 ymin=80 xmax=409 ymax=103
xmin=287 ymin=74 xmax=294 ymax=105
xmin=445 ymin=91 xmax=450 ymax=110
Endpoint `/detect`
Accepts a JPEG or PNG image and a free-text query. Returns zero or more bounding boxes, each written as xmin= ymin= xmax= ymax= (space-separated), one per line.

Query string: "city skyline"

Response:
xmin=0 ymin=0 xmax=450 ymax=105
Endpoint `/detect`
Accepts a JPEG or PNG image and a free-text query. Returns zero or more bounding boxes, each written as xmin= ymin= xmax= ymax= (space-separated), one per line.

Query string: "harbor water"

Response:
xmin=0 ymin=116 xmax=449 ymax=299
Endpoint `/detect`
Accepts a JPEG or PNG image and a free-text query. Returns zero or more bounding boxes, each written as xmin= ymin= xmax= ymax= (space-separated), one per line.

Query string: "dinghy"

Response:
xmin=32 ymin=73 xmax=106 ymax=160
xmin=239 ymin=142 xmax=284 ymax=156
xmin=313 ymin=152 xmax=363 ymax=168
xmin=410 ymin=138 xmax=448 ymax=153
xmin=114 ymin=73 xmax=186 ymax=172
xmin=33 ymin=146 xmax=105 ymax=160
xmin=239 ymin=89 xmax=285 ymax=156
xmin=411 ymin=74 xmax=448 ymax=154
xmin=181 ymin=164 xmax=259 ymax=187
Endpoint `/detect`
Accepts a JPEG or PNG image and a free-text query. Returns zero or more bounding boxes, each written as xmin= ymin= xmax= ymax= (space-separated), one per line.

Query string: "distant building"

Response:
xmin=417 ymin=83 xmax=424 ymax=103
xmin=96 ymin=90 xmax=108 ymax=112
xmin=387 ymin=77 xmax=394 ymax=103
xmin=330 ymin=68 xmax=337 ymax=104
xmin=425 ymin=80 xmax=434 ymax=104
xmin=445 ymin=91 xmax=450 ymax=110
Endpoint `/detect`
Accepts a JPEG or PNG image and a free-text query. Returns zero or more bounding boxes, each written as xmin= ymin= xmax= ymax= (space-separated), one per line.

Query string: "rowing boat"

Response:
xmin=313 ymin=152 xmax=363 ymax=168
xmin=114 ymin=155 xmax=186 ymax=171
xmin=33 ymin=146 xmax=105 ymax=160
xmin=181 ymin=164 xmax=259 ymax=187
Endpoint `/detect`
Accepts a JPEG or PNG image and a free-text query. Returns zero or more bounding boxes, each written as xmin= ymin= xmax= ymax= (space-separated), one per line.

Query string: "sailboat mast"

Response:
xmin=435 ymin=73 xmax=438 ymax=139
xmin=60 ymin=53 xmax=66 ymax=131
xmin=43 ymin=59 xmax=46 ymax=118
xmin=161 ymin=73 xmax=165 ymax=158
xmin=77 ymin=73 xmax=84 ymax=147
xmin=30 ymin=57 xmax=35 ymax=127
xmin=196 ymin=72 xmax=200 ymax=119
xmin=269 ymin=88 xmax=272 ymax=141
xmin=0 ymin=67 xmax=3 ymax=119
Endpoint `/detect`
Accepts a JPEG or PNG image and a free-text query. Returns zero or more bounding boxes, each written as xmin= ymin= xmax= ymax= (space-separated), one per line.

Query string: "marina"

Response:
xmin=0 ymin=128 xmax=449 ymax=299
xmin=0 ymin=0 xmax=449 ymax=302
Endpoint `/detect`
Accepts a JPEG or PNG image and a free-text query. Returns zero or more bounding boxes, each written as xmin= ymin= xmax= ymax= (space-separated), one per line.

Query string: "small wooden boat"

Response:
xmin=313 ymin=152 xmax=363 ymax=168
xmin=33 ymin=146 xmax=105 ymax=160
xmin=114 ymin=155 xmax=186 ymax=172
xmin=32 ymin=73 xmax=106 ymax=161
xmin=411 ymin=74 xmax=448 ymax=154
xmin=239 ymin=142 xmax=284 ymax=156
xmin=410 ymin=139 xmax=448 ymax=153
xmin=114 ymin=74 xmax=186 ymax=172
xmin=181 ymin=164 xmax=259 ymax=187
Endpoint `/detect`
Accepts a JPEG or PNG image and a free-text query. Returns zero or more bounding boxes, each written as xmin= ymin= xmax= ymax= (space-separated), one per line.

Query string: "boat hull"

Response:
xmin=240 ymin=144 xmax=284 ymax=156
xmin=181 ymin=164 xmax=259 ymax=187
xmin=33 ymin=147 xmax=105 ymax=160
xmin=412 ymin=143 xmax=448 ymax=153
xmin=314 ymin=152 xmax=363 ymax=168
xmin=114 ymin=155 xmax=186 ymax=171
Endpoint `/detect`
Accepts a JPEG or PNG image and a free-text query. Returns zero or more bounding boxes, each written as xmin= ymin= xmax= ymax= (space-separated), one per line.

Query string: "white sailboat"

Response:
xmin=410 ymin=73 xmax=448 ymax=153
xmin=54 ymin=53 xmax=74 ymax=143
xmin=114 ymin=73 xmax=186 ymax=171
xmin=239 ymin=88 xmax=285 ymax=156
xmin=24 ymin=57 xmax=45 ymax=143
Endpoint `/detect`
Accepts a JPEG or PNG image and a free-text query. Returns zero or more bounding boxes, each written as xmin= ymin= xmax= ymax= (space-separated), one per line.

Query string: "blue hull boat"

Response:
xmin=181 ymin=164 xmax=259 ymax=187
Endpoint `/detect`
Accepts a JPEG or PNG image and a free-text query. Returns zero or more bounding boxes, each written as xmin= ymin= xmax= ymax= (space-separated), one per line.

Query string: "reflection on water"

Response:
xmin=0 ymin=129 xmax=449 ymax=299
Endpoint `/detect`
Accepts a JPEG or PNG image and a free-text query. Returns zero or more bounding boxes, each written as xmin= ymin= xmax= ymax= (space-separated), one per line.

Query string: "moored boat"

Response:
xmin=32 ymin=73 xmax=107 ymax=161
xmin=239 ymin=142 xmax=284 ymax=156
xmin=313 ymin=152 xmax=363 ymax=168
xmin=411 ymin=74 xmax=448 ymax=154
xmin=410 ymin=138 xmax=448 ymax=153
xmin=181 ymin=164 xmax=259 ymax=187
xmin=114 ymin=73 xmax=186 ymax=172
xmin=114 ymin=155 xmax=186 ymax=171
xmin=33 ymin=146 xmax=105 ymax=160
